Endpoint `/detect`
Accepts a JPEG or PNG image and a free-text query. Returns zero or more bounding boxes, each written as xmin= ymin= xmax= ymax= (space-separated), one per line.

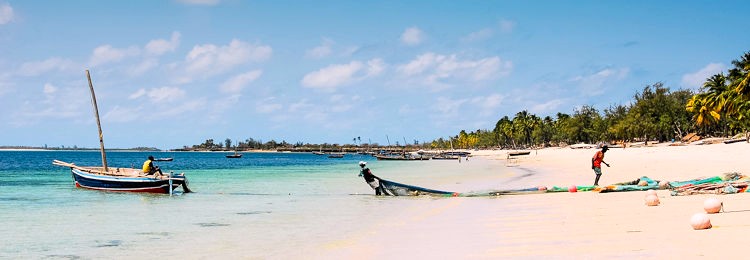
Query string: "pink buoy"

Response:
xmin=568 ymin=185 xmax=577 ymax=193
xmin=644 ymin=194 xmax=660 ymax=206
xmin=538 ymin=186 xmax=548 ymax=191
xmin=703 ymin=198 xmax=723 ymax=214
xmin=690 ymin=213 xmax=712 ymax=230
xmin=646 ymin=189 xmax=657 ymax=196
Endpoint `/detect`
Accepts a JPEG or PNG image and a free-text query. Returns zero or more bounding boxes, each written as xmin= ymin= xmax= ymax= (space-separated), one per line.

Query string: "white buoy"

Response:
xmin=646 ymin=189 xmax=657 ymax=196
xmin=690 ymin=213 xmax=712 ymax=230
xmin=658 ymin=180 xmax=669 ymax=189
xmin=703 ymin=198 xmax=723 ymax=214
xmin=644 ymin=194 xmax=660 ymax=206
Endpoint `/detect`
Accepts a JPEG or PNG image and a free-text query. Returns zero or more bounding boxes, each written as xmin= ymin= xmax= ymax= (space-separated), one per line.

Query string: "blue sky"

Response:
xmin=0 ymin=1 xmax=748 ymax=149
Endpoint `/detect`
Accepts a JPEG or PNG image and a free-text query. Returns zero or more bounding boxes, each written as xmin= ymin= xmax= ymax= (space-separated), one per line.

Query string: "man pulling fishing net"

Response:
xmin=358 ymin=161 xmax=387 ymax=195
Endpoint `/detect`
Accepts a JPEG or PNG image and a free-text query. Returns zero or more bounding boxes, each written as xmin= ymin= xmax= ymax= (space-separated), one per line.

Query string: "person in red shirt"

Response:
xmin=591 ymin=146 xmax=610 ymax=186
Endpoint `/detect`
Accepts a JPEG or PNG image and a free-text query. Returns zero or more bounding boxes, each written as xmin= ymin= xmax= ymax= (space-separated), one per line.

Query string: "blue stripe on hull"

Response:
xmin=71 ymin=168 xmax=186 ymax=194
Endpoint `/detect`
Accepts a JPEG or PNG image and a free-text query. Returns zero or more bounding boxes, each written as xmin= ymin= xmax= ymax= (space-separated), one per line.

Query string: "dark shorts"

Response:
xmin=593 ymin=167 xmax=602 ymax=175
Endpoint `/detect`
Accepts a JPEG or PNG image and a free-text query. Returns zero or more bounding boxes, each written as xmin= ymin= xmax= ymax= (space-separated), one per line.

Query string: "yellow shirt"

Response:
xmin=142 ymin=160 xmax=153 ymax=173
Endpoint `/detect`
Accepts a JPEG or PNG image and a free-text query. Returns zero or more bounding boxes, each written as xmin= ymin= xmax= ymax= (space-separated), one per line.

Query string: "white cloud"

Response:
xmin=175 ymin=0 xmax=220 ymax=5
xmin=401 ymin=27 xmax=424 ymax=46
xmin=302 ymin=62 xmax=361 ymax=90
xmin=475 ymin=94 xmax=503 ymax=109
xmin=154 ymin=99 xmax=206 ymax=118
xmin=0 ymin=3 xmax=13 ymax=25
xmin=220 ymin=70 xmax=263 ymax=94
xmin=499 ymin=19 xmax=516 ymax=33
xmin=570 ymin=68 xmax=629 ymax=96
xmin=146 ymin=31 xmax=181 ymax=56
xmin=469 ymin=94 xmax=504 ymax=117
xmin=185 ymin=39 xmax=272 ymax=76
xmin=43 ymin=83 xmax=57 ymax=95
xmin=289 ymin=98 xmax=313 ymax=113
xmin=17 ymin=58 xmax=77 ymax=76
xmin=148 ymin=87 xmax=185 ymax=102
xmin=462 ymin=28 xmax=494 ymax=42
xmin=306 ymin=38 xmax=334 ymax=59
xmin=531 ymin=99 xmax=565 ymax=113
xmin=341 ymin=46 xmax=360 ymax=57
xmin=103 ymin=105 xmax=142 ymax=123
xmin=129 ymin=88 xmax=147 ymax=99
xmin=89 ymin=45 xmax=140 ymax=66
xmin=128 ymin=58 xmax=159 ymax=76
xmin=366 ymin=58 xmax=385 ymax=77
xmin=432 ymin=97 xmax=468 ymax=117
xmin=681 ymin=63 xmax=726 ymax=89
xmin=397 ymin=53 xmax=511 ymax=89
xmin=301 ymin=58 xmax=384 ymax=91
xmin=0 ymin=74 xmax=12 ymax=96
xmin=256 ymin=97 xmax=283 ymax=113
xmin=130 ymin=87 xmax=185 ymax=103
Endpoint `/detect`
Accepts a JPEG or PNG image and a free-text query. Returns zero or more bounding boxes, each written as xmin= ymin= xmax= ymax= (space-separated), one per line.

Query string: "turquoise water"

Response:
xmin=0 ymin=151 xmax=511 ymax=258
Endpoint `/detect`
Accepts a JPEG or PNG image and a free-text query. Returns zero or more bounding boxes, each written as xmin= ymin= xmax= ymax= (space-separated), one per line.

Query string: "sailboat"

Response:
xmin=312 ymin=145 xmax=325 ymax=155
xmin=52 ymin=70 xmax=191 ymax=194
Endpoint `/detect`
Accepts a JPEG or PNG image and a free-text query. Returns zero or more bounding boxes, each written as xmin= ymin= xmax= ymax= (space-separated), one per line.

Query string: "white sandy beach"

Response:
xmin=312 ymin=142 xmax=750 ymax=259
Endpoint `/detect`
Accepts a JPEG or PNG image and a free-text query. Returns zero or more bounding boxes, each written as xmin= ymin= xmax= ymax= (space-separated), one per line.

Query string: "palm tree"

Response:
xmin=729 ymin=52 xmax=750 ymax=96
xmin=702 ymin=74 xmax=730 ymax=136
xmin=727 ymin=52 xmax=750 ymax=141
xmin=686 ymin=93 xmax=720 ymax=134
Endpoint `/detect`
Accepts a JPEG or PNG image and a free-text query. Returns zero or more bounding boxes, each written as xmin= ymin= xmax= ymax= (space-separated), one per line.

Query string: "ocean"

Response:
xmin=0 ymin=150 xmax=511 ymax=258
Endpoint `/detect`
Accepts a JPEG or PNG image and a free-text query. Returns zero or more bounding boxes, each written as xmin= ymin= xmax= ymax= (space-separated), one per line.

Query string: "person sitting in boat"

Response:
xmin=143 ymin=156 xmax=163 ymax=176
xmin=358 ymin=161 xmax=385 ymax=195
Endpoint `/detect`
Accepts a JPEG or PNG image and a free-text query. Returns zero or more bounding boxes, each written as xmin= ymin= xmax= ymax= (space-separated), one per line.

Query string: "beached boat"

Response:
xmin=723 ymin=138 xmax=747 ymax=144
xmin=442 ymin=151 xmax=471 ymax=156
xmin=431 ymin=152 xmax=459 ymax=160
xmin=52 ymin=70 xmax=191 ymax=194
xmin=507 ymin=151 xmax=531 ymax=157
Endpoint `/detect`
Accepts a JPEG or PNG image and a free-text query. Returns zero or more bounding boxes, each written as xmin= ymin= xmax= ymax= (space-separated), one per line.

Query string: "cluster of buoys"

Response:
xmin=690 ymin=198 xmax=723 ymax=230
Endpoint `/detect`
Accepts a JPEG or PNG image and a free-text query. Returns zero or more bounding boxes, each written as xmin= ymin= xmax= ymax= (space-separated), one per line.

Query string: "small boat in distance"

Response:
xmin=226 ymin=152 xmax=242 ymax=158
xmin=154 ymin=157 xmax=173 ymax=162
xmin=327 ymin=153 xmax=345 ymax=158
xmin=375 ymin=153 xmax=430 ymax=161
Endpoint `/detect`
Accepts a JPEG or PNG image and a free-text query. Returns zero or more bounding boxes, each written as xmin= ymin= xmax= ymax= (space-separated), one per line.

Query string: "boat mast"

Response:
xmin=86 ymin=70 xmax=108 ymax=171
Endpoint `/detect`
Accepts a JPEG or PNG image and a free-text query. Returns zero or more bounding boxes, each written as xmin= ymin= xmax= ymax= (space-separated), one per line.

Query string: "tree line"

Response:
xmin=434 ymin=51 xmax=750 ymax=150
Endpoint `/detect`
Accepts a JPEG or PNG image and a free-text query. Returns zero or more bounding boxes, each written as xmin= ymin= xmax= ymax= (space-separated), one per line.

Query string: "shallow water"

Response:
xmin=0 ymin=151 xmax=517 ymax=258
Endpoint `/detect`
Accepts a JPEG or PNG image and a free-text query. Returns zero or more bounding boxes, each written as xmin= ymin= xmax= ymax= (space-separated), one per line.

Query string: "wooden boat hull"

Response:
xmin=71 ymin=168 xmax=188 ymax=194
xmin=508 ymin=151 xmax=531 ymax=156
xmin=226 ymin=154 xmax=242 ymax=158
